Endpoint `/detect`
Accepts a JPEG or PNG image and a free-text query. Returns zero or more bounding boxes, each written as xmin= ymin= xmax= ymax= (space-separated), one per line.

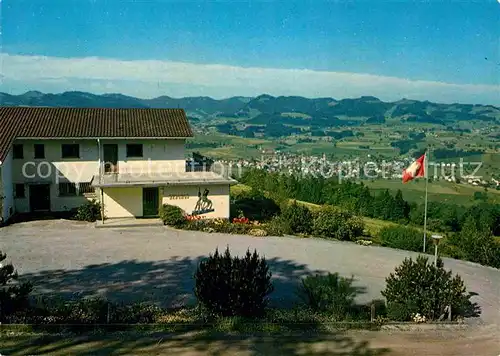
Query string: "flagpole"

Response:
xmin=423 ymin=147 xmax=430 ymax=253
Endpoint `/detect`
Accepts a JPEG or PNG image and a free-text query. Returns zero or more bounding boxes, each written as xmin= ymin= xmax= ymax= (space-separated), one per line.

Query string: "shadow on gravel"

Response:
xmin=7 ymin=256 xmax=389 ymax=355
xmin=20 ymin=255 xmax=326 ymax=308
xmin=0 ymin=332 xmax=391 ymax=355
xmin=7 ymin=212 xmax=77 ymax=225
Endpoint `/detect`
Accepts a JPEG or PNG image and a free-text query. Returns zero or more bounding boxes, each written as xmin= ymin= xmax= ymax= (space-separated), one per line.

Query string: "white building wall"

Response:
xmin=1 ymin=150 xmax=14 ymax=222
xmin=112 ymin=139 xmax=186 ymax=174
xmin=12 ymin=139 xmax=100 ymax=184
xmin=10 ymin=138 xmax=187 ymax=213
xmin=102 ymin=187 xmax=143 ymax=218
xmin=162 ymin=184 xmax=230 ymax=219
xmin=12 ymin=138 xmax=187 ymax=184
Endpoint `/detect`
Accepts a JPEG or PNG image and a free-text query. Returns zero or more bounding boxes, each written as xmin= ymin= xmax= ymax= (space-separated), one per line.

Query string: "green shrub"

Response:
xmin=74 ymin=200 xmax=101 ymax=222
xmin=378 ymin=225 xmax=423 ymax=252
xmin=221 ymin=223 xmax=251 ymax=235
xmin=370 ymin=299 xmax=388 ymax=318
xmin=8 ymin=296 xmax=162 ymax=326
xmin=194 ymin=247 xmax=273 ymax=318
xmin=183 ymin=219 xmax=206 ymax=231
xmin=312 ymin=206 xmax=364 ymax=241
xmin=159 ymin=204 xmax=186 ymax=227
xmin=54 ymin=296 xmax=110 ymax=324
xmin=297 ymin=273 xmax=361 ymax=320
xmin=183 ymin=219 xmax=252 ymax=235
xmin=281 ymin=201 xmax=313 ymax=235
xmin=263 ymin=215 xmax=289 ymax=236
xmin=0 ymin=251 xmax=33 ymax=322
xmin=249 ymin=228 xmax=268 ymax=237
xmin=451 ymin=218 xmax=500 ymax=268
xmin=440 ymin=241 xmax=466 ymax=260
xmin=386 ymin=301 xmax=418 ymax=322
xmin=427 ymin=218 xmax=447 ymax=233
xmin=381 ymin=255 xmax=479 ymax=321
xmin=230 ymin=193 xmax=281 ymax=222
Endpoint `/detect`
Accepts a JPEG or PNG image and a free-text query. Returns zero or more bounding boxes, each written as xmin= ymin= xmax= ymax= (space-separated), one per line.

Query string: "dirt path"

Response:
xmin=1 ymin=327 xmax=499 ymax=355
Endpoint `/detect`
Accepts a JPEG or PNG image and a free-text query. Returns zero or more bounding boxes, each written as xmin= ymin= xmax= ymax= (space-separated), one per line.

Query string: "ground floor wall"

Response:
xmin=101 ymin=187 xmax=143 ymax=218
xmin=14 ymin=183 xmax=93 ymax=214
xmin=162 ymin=184 xmax=230 ymax=219
xmin=3 ymin=181 xmax=231 ymax=220
xmin=96 ymin=184 xmax=230 ymax=219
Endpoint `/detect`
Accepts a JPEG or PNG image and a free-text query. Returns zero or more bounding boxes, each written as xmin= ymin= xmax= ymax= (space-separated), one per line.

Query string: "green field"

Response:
xmin=364 ymin=179 xmax=500 ymax=205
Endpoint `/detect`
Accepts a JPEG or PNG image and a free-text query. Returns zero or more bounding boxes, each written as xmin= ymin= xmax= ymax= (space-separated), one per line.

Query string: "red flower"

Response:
xmin=232 ymin=217 xmax=250 ymax=224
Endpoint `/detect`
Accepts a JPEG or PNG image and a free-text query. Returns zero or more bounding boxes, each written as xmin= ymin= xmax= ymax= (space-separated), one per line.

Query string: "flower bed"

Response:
xmin=232 ymin=217 xmax=250 ymax=224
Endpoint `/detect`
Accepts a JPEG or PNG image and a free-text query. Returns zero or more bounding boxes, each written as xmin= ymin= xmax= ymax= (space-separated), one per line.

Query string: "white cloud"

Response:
xmin=1 ymin=53 xmax=499 ymax=104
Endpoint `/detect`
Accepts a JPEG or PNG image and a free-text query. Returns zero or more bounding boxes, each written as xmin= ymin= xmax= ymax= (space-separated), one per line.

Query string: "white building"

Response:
xmin=0 ymin=107 xmax=235 ymax=224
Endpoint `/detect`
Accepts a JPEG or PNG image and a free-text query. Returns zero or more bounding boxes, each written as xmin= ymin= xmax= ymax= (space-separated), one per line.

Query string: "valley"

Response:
xmin=3 ymin=90 xmax=500 ymax=205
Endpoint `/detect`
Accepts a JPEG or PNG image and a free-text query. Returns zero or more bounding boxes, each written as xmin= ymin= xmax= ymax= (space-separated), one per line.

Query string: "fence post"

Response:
xmin=370 ymin=302 xmax=376 ymax=322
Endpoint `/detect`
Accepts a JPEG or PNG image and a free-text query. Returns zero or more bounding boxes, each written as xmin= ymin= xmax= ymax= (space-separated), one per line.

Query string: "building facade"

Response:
xmin=0 ymin=107 xmax=235 ymax=224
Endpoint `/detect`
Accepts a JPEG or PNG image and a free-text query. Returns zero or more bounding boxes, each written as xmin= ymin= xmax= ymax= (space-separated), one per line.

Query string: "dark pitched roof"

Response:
xmin=0 ymin=107 xmax=193 ymax=163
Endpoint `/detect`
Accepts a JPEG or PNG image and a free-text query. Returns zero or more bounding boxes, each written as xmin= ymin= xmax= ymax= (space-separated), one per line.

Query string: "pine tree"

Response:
xmin=0 ymin=251 xmax=33 ymax=321
xmin=392 ymin=190 xmax=410 ymax=222
xmin=374 ymin=190 xmax=394 ymax=220
xmin=458 ymin=217 xmax=500 ymax=268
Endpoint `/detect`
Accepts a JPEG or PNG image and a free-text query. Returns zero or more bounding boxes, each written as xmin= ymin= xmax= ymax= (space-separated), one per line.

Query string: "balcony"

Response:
xmin=92 ymin=171 xmax=237 ymax=188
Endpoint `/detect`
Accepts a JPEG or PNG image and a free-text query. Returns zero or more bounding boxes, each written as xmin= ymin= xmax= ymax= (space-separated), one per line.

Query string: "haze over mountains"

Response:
xmin=1 ymin=91 xmax=499 ymax=126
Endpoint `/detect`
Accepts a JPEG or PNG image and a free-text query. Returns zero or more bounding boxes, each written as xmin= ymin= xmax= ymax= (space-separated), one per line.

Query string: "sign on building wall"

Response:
xmin=164 ymin=186 xmax=216 ymax=216
xmin=192 ymin=187 xmax=214 ymax=216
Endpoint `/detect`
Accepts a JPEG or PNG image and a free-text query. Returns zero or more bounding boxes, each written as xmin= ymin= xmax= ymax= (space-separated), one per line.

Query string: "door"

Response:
xmin=29 ymin=184 xmax=51 ymax=212
xmin=103 ymin=144 xmax=118 ymax=174
xmin=143 ymin=187 xmax=159 ymax=217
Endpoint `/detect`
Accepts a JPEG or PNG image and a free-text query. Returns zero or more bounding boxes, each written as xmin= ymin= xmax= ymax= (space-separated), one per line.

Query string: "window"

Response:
xmin=13 ymin=144 xmax=23 ymax=159
xmin=14 ymin=184 xmax=25 ymax=198
xmin=34 ymin=144 xmax=45 ymax=159
xmin=59 ymin=182 xmax=77 ymax=197
xmin=126 ymin=144 xmax=143 ymax=158
xmin=61 ymin=144 xmax=79 ymax=159
xmin=78 ymin=182 xmax=95 ymax=195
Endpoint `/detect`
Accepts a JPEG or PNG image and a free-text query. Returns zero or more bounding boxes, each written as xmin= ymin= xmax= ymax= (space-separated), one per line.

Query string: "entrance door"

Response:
xmin=29 ymin=184 xmax=51 ymax=212
xmin=103 ymin=144 xmax=118 ymax=174
xmin=143 ymin=187 xmax=159 ymax=217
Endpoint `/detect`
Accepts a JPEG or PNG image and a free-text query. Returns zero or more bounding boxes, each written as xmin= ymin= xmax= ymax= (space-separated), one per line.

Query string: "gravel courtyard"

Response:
xmin=1 ymin=219 xmax=499 ymax=327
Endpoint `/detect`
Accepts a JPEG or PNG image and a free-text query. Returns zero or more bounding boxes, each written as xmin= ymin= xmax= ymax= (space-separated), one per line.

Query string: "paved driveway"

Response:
xmin=1 ymin=219 xmax=499 ymax=326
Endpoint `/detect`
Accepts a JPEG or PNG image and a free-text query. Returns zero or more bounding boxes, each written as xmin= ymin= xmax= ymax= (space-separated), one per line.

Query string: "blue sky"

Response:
xmin=2 ymin=0 xmax=499 ymax=104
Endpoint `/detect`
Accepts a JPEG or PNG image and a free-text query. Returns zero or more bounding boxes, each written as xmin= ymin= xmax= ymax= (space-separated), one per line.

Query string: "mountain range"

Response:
xmin=1 ymin=91 xmax=499 ymax=127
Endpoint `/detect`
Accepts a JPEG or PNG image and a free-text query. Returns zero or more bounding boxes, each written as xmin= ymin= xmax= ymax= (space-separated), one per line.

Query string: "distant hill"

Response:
xmin=0 ymin=91 xmax=253 ymax=117
xmin=1 ymin=91 xmax=499 ymax=129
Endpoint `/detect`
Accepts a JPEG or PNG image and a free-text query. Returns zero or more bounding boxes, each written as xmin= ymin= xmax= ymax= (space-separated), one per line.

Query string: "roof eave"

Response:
xmin=15 ymin=136 xmax=193 ymax=140
xmin=92 ymin=179 xmax=238 ymax=188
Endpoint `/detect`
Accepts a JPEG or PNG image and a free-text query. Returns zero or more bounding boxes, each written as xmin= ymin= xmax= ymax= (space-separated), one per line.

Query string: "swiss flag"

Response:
xmin=402 ymin=153 xmax=426 ymax=183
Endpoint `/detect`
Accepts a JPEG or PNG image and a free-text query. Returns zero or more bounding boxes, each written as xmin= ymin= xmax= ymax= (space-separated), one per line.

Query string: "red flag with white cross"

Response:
xmin=402 ymin=153 xmax=426 ymax=183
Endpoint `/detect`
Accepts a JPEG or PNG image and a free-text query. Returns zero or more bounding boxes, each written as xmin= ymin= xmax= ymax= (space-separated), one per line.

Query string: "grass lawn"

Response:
xmin=364 ymin=179 xmax=500 ymax=206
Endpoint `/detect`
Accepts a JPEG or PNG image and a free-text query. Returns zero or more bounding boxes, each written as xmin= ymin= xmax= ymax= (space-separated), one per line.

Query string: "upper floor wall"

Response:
xmin=11 ymin=139 xmax=186 ymax=184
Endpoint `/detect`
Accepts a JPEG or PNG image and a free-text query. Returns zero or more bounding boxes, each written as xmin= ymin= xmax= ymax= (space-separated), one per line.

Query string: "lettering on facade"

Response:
xmin=192 ymin=187 xmax=214 ymax=216
xmin=167 ymin=194 xmax=190 ymax=200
